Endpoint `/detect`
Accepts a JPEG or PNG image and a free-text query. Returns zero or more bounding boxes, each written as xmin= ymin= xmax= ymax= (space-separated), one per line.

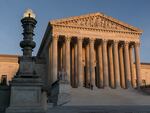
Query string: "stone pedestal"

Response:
xmin=50 ymin=80 xmax=71 ymax=106
xmin=6 ymin=78 xmax=45 ymax=113
xmin=17 ymin=57 xmax=37 ymax=77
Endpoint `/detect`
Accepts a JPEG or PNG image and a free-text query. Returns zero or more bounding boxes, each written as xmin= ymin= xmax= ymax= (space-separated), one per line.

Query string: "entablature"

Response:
xmin=52 ymin=25 xmax=141 ymax=43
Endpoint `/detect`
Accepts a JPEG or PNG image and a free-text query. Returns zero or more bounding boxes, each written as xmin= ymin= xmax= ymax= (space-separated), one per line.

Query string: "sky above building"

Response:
xmin=0 ymin=0 xmax=149 ymax=62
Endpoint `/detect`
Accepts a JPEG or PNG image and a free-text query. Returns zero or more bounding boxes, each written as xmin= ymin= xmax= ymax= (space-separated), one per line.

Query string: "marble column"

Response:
xmin=77 ymin=37 xmax=83 ymax=86
xmin=60 ymin=44 xmax=63 ymax=71
xmin=134 ymin=42 xmax=141 ymax=87
xmin=85 ymin=44 xmax=90 ymax=87
xmin=74 ymin=43 xmax=78 ymax=87
xmin=52 ymin=35 xmax=58 ymax=83
xmin=48 ymin=42 xmax=52 ymax=84
xmin=124 ymin=41 xmax=131 ymax=88
xmin=113 ymin=41 xmax=120 ymax=88
xmin=129 ymin=44 xmax=136 ymax=88
xmin=108 ymin=43 xmax=115 ymax=88
xmin=71 ymin=46 xmax=75 ymax=87
xmin=65 ymin=37 xmax=71 ymax=83
xmin=102 ymin=39 xmax=109 ymax=87
xmin=89 ymin=39 xmax=95 ymax=87
xmin=119 ymin=44 xmax=126 ymax=88
xmin=50 ymin=41 xmax=53 ymax=84
xmin=98 ymin=42 xmax=103 ymax=88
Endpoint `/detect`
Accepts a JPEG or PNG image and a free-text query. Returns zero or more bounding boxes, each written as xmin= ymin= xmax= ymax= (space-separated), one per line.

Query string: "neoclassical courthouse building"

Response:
xmin=1 ymin=12 xmax=150 ymax=112
xmin=1 ymin=12 xmax=150 ymax=88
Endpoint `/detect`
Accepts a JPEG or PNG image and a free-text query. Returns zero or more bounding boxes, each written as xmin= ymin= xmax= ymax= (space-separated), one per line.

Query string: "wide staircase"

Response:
xmin=47 ymin=87 xmax=150 ymax=113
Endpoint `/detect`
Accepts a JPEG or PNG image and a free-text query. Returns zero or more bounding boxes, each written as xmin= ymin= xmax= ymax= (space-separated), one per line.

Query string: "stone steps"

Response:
xmin=64 ymin=87 xmax=150 ymax=106
xmin=47 ymin=106 xmax=150 ymax=113
xmin=46 ymin=87 xmax=150 ymax=113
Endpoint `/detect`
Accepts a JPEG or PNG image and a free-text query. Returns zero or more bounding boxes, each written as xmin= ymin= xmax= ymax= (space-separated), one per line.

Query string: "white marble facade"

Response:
xmin=37 ymin=12 xmax=143 ymax=89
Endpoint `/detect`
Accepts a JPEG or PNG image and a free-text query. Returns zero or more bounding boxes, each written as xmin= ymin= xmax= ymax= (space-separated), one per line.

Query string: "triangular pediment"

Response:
xmin=50 ymin=12 xmax=142 ymax=33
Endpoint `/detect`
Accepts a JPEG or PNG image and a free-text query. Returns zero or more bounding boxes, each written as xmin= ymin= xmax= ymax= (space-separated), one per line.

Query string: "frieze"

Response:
xmin=53 ymin=26 xmax=140 ymax=37
xmin=52 ymin=27 xmax=140 ymax=43
xmin=52 ymin=24 xmax=141 ymax=35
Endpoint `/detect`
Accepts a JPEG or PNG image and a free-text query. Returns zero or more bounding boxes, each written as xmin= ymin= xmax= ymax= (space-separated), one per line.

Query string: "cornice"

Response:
xmin=0 ymin=54 xmax=19 ymax=63
xmin=0 ymin=54 xmax=19 ymax=58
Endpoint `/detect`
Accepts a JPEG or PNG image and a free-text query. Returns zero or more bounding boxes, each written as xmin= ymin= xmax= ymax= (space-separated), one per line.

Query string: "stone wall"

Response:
xmin=0 ymin=55 xmax=46 ymax=85
xmin=0 ymin=55 xmax=19 ymax=84
xmin=141 ymin=63 xmax=150 ymax=85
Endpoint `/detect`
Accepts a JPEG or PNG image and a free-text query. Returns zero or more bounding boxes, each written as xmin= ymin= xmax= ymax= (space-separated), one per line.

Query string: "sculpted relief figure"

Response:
xmin=61 ymin=15 xmax=132 ymax=31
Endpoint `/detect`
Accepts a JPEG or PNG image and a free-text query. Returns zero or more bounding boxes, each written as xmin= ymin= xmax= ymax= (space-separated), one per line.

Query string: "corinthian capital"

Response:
xmin=52 ymin=34 xmax=59 ymax=40
xmin=65 ymin=36 xmax=71 ymax=42
xmin=114 ymin=40 xmax=119 ymax=44
xmin=124 ymin=41 xmax=129 ymax=46
xmin=78 ymin=37 xmax=83 ymax=42
xmin=89 ymin=38 xmax=95 ymax=43
xmin=102 ymin=39 xmax=108 ymax=44
xmin=113 ymin=40 xmax=119 ymax=47
xmin=134 ymin=42 xmax=140 ymax=47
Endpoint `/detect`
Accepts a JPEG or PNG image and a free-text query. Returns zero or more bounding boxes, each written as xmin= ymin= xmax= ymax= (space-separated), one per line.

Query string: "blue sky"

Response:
xmin=0 ymin=0 xmax=150 ymax=62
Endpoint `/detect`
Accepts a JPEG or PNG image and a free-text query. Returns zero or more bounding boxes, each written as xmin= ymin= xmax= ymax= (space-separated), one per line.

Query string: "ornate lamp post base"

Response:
xmin=6 ymin=78 xmax=45 ymax=113
xmin=6 ymin=9 xmax=46 ymax=113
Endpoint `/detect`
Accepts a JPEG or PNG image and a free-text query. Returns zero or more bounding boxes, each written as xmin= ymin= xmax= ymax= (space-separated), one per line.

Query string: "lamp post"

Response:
xmin=6 ymin=9 xmax=45 ymax=113
xmin=16 ymin=9 xmax=38 ymax=78
xmin=20 ymin=9 xmax=37 ymax=57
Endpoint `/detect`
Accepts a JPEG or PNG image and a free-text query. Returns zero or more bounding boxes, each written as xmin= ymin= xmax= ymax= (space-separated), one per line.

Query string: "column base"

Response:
xmin=126 ymin=80 xmax=133 ymax=89
xmin=115 ymin=83 xmax=122 ymax=89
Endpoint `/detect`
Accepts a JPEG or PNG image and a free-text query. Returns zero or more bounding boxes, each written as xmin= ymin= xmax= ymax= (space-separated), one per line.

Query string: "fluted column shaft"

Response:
xmin=108 ymin=43 xmax=115 ymax=88
xmin=89 ymin=39 xmax=95 ymax=87
xmin=77 ymin=38 xmax=83 ymax=86
xmin=48 ymin=42 xmax=52 ymax=84
xmin=71 ymin=46 xmax=75 ymax=87
xmin=50 ymin=42 xmax=53 ymax=84
xmin=52 ymin=36 xmax=58 ymax=82
xmin=119 ymin=45 xmax=126 ymax=88
xmin=98 ymin=43 xmax=103 ymax=88
xmin=85 ymin=44 xmax=90 ymax=87
xmin=134 ymin=43 xmax=141 ymax=87
xmin=124 ymin=42 xmax=131 ymax=88
xmin=60 ymin=45 xmax=63 ymax=70
xmin=102 ymin=40 xmax=109 ymax=87
xmin=113 ymin=41 xmax=120 ymax=88
xmin=65 ymin=37 xmax=71 ymax=83
xmin=129 ymin=45 xmax=135 ymax=88
xmin=74 ymin=43 xmax=78 ymax=87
